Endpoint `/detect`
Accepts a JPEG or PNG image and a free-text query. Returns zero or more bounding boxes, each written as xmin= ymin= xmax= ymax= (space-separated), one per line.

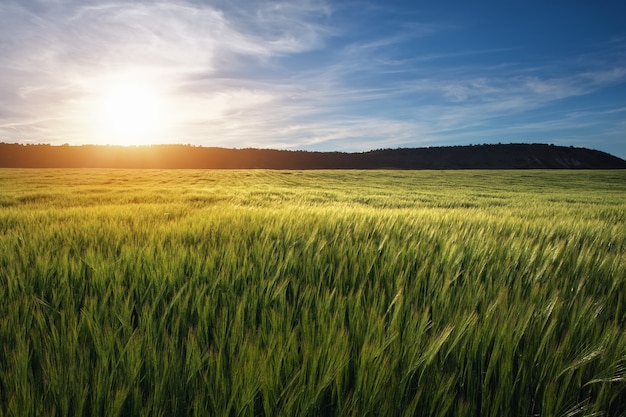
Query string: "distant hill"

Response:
xmin=0 ymin=142 xmax=625 ymax=169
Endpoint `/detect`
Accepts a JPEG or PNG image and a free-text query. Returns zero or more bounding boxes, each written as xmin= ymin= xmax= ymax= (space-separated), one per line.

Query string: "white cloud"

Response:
xmin=0 ymin=0 xmax=624 ymax=157
xmin=0 ymin=0 xmax=333 ymax=144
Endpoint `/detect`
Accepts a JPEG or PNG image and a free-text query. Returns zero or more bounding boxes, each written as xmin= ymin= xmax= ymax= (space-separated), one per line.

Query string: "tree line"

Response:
xmin=1 ymin=142 xmax=624 ymax=169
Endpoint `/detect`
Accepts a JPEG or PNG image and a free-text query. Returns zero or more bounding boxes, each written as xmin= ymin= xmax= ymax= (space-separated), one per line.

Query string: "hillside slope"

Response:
xmin=1 ymin=143 xmax=624 ymax=169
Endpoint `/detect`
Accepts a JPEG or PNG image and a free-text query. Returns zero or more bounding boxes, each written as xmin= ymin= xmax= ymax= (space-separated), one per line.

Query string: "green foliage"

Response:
xmin=0 ymin=169 xmax=625 ymax=417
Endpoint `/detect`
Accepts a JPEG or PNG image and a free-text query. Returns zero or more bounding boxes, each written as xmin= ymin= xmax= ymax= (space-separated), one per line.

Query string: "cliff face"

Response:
xmin=1 ymin=143 xmax=625 ymax=169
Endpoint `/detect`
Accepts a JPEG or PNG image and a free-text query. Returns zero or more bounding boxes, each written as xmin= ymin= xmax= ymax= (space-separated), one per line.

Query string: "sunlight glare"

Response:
xmin=97 ymin=83 xmax=165 ymax=145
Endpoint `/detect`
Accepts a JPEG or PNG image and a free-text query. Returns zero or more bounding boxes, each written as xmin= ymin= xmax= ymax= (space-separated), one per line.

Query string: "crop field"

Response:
xmin=0 ymin=169 xmax=625 ymax=417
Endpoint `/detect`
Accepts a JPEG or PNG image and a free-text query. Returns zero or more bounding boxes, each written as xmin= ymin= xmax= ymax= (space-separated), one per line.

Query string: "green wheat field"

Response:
xmin=1 ymin=169 xmax=625 ymax=417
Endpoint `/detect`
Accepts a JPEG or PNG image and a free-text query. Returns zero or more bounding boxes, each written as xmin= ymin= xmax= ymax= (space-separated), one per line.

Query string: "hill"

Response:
xmin=0 ymin=142 xmax=624 ymax=169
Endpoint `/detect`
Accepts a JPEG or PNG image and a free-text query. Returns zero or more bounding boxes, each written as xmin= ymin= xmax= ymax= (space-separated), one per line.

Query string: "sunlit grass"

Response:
xmin=1 ymin=169 xmax=625 ymax=417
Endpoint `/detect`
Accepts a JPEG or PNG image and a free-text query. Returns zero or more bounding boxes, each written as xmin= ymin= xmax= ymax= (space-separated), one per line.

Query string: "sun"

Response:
xmin=96 ymin=83 xmax=166 ymax=146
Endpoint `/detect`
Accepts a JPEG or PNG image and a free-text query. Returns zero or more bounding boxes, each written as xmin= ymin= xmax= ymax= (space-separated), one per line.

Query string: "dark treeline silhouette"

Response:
xmin=1 ymin=142 xmax=625 ymax=169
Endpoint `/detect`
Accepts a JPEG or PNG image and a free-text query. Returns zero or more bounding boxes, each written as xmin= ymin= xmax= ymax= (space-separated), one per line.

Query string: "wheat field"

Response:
xmin=0 ymin=169 xmax=624 ymax=417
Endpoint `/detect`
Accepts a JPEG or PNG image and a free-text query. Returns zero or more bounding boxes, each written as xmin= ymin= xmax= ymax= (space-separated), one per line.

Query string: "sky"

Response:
xmin=1 ymin=0 xmax=625 ymax=158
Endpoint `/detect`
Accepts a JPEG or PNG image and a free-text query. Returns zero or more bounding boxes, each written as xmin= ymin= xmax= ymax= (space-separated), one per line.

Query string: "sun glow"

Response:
xmin=95 ymin=82 xmax=167 ymax=146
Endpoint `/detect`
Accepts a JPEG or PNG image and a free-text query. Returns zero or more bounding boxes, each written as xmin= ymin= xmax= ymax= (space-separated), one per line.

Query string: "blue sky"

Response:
xmin=1 ymin=0 xmax=625 ymax=158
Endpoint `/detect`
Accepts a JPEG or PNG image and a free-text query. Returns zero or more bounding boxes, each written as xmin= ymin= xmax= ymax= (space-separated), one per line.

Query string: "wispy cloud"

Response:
xmin=0 ymin=0 xmax=625 ymax=158
xmin=0 ymin=0 xmax=334 ymax=143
